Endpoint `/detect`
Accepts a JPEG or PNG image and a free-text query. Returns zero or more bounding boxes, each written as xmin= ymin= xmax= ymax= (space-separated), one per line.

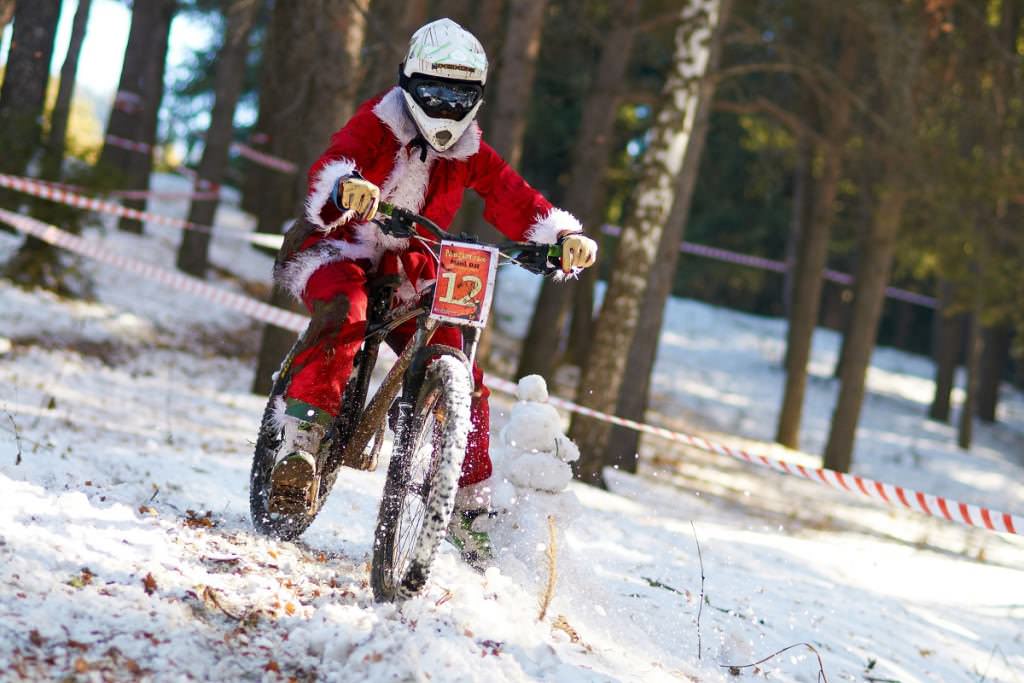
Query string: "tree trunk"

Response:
xmin=251 ymin=0 xmax=369 ymax=395
xmin=41 ymin=0 xmax=92 ymax=181
xmin=928 ymin=280 xmax=960 ymax=422
xmin=468 ymin=0 xmax=506 ymax=63
xmin=977 ymin=323 xmax=1011 ymax=423
xmin=774 ymin=20 xmax=859 ymax=449
xmin=359 ymin=0 xmax=429 ymax=99
xmin=176 ymin=0 xmax=259 ymax=278
xmin=516 ymin=0 xmax=641 ymax=381
xmin=569 ymin=0 xmax=723 ymax=487
xmin=473 ymin=0 xmax=548 ymax=365
xmin=783 ymin=134 xmax=813 ymax=319
xmin=605 ymin=0 xmax=731 ymax=473
xmin=436 ymin=0 xmax=475 ymax=25
xmin=958 ymin=309 xmax=983 ymax=449
xmin=484 ymin=0 xmax=547 ymax=169
xmin=822 ymin=177 xmax=907 ymax=473
xmin=98 ymin=0 xmax=176 ymax=234
xmin=7 ymin=0 xmax=90 ymax=292
xmin=892 ymin=299 xmax=914 ymax=351
xmin=0 ymin=0 xmax=62 ymax=187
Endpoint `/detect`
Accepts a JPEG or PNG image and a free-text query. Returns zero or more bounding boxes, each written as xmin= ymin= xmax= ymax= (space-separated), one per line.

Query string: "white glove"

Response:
xmin=558 ymin=233 xmax=598 ymax=274
xmin=338 ymin=176 xmax=380 ymax=221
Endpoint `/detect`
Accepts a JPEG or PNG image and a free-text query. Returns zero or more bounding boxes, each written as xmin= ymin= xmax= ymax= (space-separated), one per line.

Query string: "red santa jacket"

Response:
xmin=278 ymin=87 xmax=583 ymax=301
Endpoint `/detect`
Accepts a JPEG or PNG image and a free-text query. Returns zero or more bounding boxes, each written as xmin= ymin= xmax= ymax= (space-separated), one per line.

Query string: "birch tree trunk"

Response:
xmin=98 ymin=0 xmax=176 ymax=234
xmin=176 ymin=0 xmax=259 ymax=278
xmin=252 ymin=0 xmax=369 ymax=395
xmin=569 ymin=0 xmax=723 ymax=487
xmin=605 ymin=0 xmax=731 ymax=473
xmin=517 ymin=0 xmax=641 ymax=381
xmin=0 ymin=0 xmax=14 ymax=34
xmin=822 ymin=174 xmax=907 ymax=472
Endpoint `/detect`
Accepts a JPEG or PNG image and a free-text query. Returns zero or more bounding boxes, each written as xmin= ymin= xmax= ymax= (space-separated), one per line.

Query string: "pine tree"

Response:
xmin=176 ymin=0 xmax=260 ymax=278
xmin=251 ymin=0 xmax=370 ymax=395
xmin=0 ymin=0 xmax=63 ymax=186
xmin=97 ymin=0 xmax=177 ymax=234
xmin=517 ymin=0 xmax=641 ymax=381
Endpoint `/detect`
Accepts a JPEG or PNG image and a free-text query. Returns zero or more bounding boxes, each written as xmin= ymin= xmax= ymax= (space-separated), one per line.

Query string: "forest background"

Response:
xmin=0 ymin=0 xmax=1021 ymax=486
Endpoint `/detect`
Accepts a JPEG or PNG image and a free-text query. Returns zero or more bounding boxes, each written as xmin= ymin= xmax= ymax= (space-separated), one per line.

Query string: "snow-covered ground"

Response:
xmin=1 ymin=174 xmax=1022 ymax=681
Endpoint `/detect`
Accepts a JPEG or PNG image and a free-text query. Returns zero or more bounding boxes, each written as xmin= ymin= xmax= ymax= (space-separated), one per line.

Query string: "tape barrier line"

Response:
xmin=230 ymin=142 xmax=297 ymax=174
xmin=0 ymin=174 xmax=273 ymax=248
xmin=0 ymin=210 xmax=309 ymax=332
xmin=1 ymin=210 xmax=1018 ymax=538
xmin=487 ymin=375 xmax=1022 ymax=537
xmin=103 ymin=127 xmax=297 ymax=175
xmin=29 ymin=176 xmax=221 ymax=202
xmin=105 ymin=134 xmax=152 ymax=154
xmin=600 ymin=225 xmax=938 ymax=309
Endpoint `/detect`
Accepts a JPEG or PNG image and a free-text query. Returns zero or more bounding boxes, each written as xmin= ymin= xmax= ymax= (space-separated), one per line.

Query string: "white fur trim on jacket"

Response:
xmin=305 ymin=157 xmax=359 ymax=232
xmin=277 ymin=238 xmax=381 ymax=300
xmin=372 ymin=87 xmax=481 ymax=161
xmin=525 ymin=207 xmax=582 ymax=245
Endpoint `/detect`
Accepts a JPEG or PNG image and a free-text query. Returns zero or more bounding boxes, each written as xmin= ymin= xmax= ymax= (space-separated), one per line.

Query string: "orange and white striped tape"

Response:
xmin=105 ymin=134 xmax=152 ymax=154
xmin=0 ymin=174 xmax=279 ymax=248
xmin=1 ymin=209 xmax=1020 ymax=538
xmin=230 ymin=142 xmax=297 ymax=174
xmin=0 ymin=209 xmax=307 ymax=331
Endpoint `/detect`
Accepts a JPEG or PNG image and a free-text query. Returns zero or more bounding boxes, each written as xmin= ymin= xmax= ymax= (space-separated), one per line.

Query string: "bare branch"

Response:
xmin=720 ymin=642 xmax=829 ymax=681
xmin=713 ymin=98 xmax=829 ymax=147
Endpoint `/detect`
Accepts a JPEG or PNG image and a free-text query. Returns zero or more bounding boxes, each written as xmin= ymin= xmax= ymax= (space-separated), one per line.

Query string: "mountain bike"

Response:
xmin=249 ymin=203 xmax=562 ymax=601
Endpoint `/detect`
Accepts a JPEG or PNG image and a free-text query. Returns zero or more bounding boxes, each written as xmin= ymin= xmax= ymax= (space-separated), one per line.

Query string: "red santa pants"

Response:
xmin=284 ymin=259 xmax=492 ymax=487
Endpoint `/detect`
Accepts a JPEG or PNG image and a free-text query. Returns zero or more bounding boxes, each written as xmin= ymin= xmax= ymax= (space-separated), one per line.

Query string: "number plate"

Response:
xmin=429 ymin=241 xmax=499 ymax=328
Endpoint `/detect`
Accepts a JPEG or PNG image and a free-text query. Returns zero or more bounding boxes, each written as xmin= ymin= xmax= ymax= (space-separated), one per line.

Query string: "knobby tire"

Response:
xmin=371 ymin=355 xmax=473 ymax=602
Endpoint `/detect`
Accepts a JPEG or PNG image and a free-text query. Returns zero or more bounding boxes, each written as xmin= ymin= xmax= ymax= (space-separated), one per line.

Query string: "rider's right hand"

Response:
xmin=336 ymin=176 xmax=380 ymax=222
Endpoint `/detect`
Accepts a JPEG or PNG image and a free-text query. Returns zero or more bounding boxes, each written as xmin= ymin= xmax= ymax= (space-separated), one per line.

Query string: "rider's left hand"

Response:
xmin=558 ymin=233 xmax=598 ymax=274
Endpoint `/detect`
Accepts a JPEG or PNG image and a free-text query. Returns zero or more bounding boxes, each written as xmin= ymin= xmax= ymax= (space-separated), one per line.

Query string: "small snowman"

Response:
xmin=493 ymin=375 xmax=579 ymax=497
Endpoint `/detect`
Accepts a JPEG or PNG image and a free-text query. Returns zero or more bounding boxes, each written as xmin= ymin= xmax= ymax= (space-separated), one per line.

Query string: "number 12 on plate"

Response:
xmin=429 ymin=242 xmax=500 ymax=328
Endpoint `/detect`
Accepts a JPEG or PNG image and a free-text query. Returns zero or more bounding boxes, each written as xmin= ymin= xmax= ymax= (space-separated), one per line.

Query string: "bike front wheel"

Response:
xmin=371 ymin=354 xmax=473 ymax=602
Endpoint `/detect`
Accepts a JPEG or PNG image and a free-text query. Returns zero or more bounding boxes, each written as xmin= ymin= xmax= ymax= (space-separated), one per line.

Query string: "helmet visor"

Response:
xmin=409 ymin=78 xmax=483 ymax=121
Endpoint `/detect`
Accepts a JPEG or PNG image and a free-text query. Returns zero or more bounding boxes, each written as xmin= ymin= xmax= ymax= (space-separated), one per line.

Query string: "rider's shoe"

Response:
xmin=268 ymin=401 xmax=330 ymax=515
xmin=446 ymin=481 xmax=496 ymax=570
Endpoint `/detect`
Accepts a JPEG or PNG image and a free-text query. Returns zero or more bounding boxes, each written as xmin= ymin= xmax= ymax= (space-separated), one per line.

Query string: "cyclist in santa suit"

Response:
xmin=269 ymin=18 xmax=597 ymax=563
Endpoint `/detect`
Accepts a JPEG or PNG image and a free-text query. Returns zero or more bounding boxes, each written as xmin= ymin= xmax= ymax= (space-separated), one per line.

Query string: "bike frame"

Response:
xmin=306 ymin=203 xmax=556 ymax=499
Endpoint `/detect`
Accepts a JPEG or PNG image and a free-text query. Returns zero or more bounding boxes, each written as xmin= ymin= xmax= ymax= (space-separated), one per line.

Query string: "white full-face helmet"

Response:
xmin=400 ymin=18 xmax=488 ymax=152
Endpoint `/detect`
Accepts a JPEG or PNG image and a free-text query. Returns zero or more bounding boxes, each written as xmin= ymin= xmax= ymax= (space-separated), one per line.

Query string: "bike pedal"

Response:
xmin=269 ymin=457 xmax=319 ymax=516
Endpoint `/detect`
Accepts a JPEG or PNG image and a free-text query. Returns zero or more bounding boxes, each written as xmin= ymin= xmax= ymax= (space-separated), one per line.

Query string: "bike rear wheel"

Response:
xmin=249 ymin=342 xmax=348 ymax=540
xmin=371 ymin=355 xmax=473 ymax=601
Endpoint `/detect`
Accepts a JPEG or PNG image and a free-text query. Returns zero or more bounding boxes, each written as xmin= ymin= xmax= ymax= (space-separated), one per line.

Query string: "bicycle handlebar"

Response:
xmin=375 ymin=202 xmax=564 ymax=277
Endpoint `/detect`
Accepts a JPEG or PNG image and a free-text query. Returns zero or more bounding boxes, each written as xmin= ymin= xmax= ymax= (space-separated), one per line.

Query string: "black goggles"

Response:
xmin=401 ymin=74 xmax=484 ymax=121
